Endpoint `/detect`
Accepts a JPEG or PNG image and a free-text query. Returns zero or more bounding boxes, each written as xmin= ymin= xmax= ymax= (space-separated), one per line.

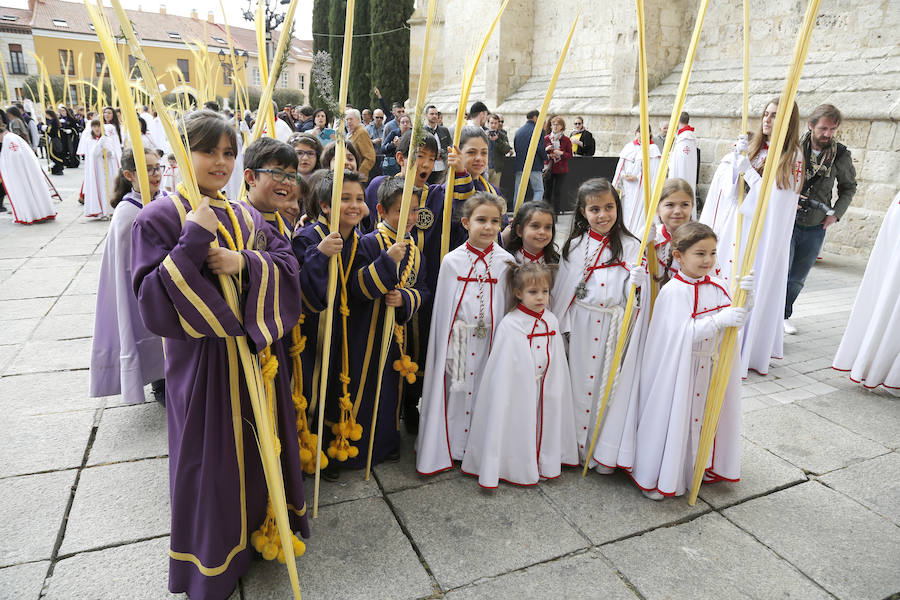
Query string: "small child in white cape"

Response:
xmin=416 ymin=192 xmax=512 ymax=475
xmin=82 ymin=120 xmax=122 ymax=219
xmin=631 ymin=222 xmax=754 ymax=499
xmin=461 ymin=262 xmax=578 ymax=487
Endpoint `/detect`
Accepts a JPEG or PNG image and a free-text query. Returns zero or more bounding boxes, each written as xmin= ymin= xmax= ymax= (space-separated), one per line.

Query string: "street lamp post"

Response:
xmin=242 ymin=0 xmax=292 ymax=69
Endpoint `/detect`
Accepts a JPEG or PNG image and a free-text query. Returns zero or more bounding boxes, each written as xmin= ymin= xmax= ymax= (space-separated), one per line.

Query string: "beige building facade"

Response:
xmin=411 ymin=0 xmax=900 ymax=256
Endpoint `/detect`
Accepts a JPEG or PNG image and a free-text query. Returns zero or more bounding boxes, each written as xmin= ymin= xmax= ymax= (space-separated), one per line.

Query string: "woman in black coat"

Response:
xmin=570 ymin=116 xmax=595 ymax=157
xmin=42 ymin=109 xmax=66 ymax=175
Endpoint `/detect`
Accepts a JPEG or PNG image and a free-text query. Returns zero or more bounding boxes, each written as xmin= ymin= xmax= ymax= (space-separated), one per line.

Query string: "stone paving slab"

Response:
xmin=46 ymin=293 xmax=96 ymax=316
xmin=0 ymin=318 xmax=39 ymax=345
xmin=799 ymin=388 xmax=900 ymax=449
xmin=0 ymin=297 xmax=54 ymax=320
xmin=65 ymin=269 xmax=102 ymax=296
xmin=30 ymin=314 xmax=96 ymax=341
xmin=0 ymin=266 xmax=83 ymax=301
xmin=601 ymin=512 xmax=832 ymax=600
xmin=445 ymin=549 xmax=637 ymax=599
xmin=0 ymin=410 xmax=95 ymax=478
xmin=742 ymin=403 xmax=888 ymax=475
xmin=539 ymin=469 xmax=710 ymax=545
xmin=303 ymin=469 xmax=381 ymax=509
xmin=724 ymin=481 xmax=900 ymax=600
xmin=88 ymin=404 xmax=169 ymax=466
xmin=242 ymin=496 xmax=433 ymax=600
xmin=33 ymin=238 xmax=102 ymax=258
xmin=372 ymin=431 xmax=462 ymax=494
xmin=59 ymin=459 xmax=170 ymax=556
xmin=389 ymin=476 xmax=588 ymax=590
xmin=0 ymin=344 xmax=20 ymax=372
xmin=698 ymin=439 xmax=808 ymax=509
xmin=43 ymin=536 xmax=223 ymax=600
xmin=0 ymin=560 xmax=49 ymax=600
xmin=3 ymin=338 xmax=92 ymax=375
xmin=818 ymin=452 xmax=900 ymax=526
xmin=0 ymin=370 xmax=102 ymax=416
xmin=0 ymin=470 xmax=75 ymax=567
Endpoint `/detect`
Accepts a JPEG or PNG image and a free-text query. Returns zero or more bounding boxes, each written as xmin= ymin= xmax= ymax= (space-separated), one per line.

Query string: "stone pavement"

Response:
xmin=0 ymin=166 xmax=898 ymax=600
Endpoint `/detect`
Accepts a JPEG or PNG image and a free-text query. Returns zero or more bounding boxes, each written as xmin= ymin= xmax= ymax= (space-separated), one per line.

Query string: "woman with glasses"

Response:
xmin=570 ymin=117 xmax=595 ymax=157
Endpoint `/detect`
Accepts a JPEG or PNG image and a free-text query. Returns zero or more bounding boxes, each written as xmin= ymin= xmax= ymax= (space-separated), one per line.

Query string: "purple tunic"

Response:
xmin=90 ymin=190 xmax=166 ymax=402
xmin=131 ymin=192 xmax=309 ymax=600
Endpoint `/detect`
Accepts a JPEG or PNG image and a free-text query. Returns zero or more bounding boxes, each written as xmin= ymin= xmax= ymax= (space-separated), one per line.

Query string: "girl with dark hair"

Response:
xmin=102 ymin=106 xmax=122 ymax=147
xmin=631 ymin=222 xmax=754 ymax=499
xmin=551 ymin=177 xmax=648 ymax=469
xmin=653 ymin=177 xmax=697 ymax=287
xmin=91 ymin=146 xmax=166 ymax=408
xmin=81 ymin=120 xmax=122 ymax=219
xmin=321 ymin=138 xmax=362 ymax=173
xmin=130 ymin=108 xmax=309 ymax=598
xmin=504 ymin=201 xmax=559 ymax=265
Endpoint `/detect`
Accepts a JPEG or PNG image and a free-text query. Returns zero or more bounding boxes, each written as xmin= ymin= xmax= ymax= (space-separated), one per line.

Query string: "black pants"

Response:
xmin=545 ymin=171 xmax=568 ymax=213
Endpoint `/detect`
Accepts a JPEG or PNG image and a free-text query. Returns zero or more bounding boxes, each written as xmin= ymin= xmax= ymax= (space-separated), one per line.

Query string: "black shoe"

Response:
xmin=385 ymin=448 xmax=401 ymax=463
xmin=0 ymin=204 xmax=6 ymax=213
xmin=403 ymin=402 xmax=419 ymax=435
xmin=151 ymin=379 xmax=166 ymax=406
xmin=321 ymin=463 xmax=340 ymax=482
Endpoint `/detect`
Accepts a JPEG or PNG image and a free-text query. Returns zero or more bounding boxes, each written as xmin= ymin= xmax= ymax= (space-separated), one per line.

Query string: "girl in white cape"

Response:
xmin=82 ymin=120 xmax=122 ymax=219
xmin=612 ymin=125 xmax=661 ymax=234
xmin=502 ymin=201 xmax=559 ymax=266
xmin=461 ymin=262 xmax=578 ymax=487
xmin=550 ymin=178 xmax=648 ymax=468
xmin=416 ymin=193 xmax=512 ymax=475
xmin=651 ymin=178 xmax=696 ymax=288
xmin=832 ymin=191 xmax=900 ymax=395
xmin=0 ymin=124 xmax=57 ymax=224
xmin=700 ymin=98 xmax=803 ymax=376
xmin=632 ymin=222 xmax=754 ymax=499
xmin=89 ymin=147 xmax=166 ymax=404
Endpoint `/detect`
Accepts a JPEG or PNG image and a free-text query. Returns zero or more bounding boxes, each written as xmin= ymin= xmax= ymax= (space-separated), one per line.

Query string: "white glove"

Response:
xmin=736 ymin=134 xmax=749 ymax=156
xmin=738 ymin=271 xmax=755 ymax=311
xmin=628 ymin=264 xmax=646 ymax=289
xmin=648 ymin=219 xmax=658 ymax=242
xmin=711 ymin=306 xmax=747 ymax=330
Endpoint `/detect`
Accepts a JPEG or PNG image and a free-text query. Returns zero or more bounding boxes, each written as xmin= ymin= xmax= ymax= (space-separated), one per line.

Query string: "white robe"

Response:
xmin=150 ymin=116 xmax=169 ymax=155
xmin=0 ymin=132 xmax=57 ymax=224
xmin=669 ymin=125 xmax=699 ymax=217
xmin=631 ymin=273 xmax=742 ymax=497
xmin=461 ymin=306 xmax=579 ymax=487
xmin=832 ymin=193 xmax=900 ymax=395
xmin=82 ymin=127 xmax=121 ymax=219
xmin=702 ymin=147 xmax=801 ymax=376
xmin=613 ymin=140 xmax=661 ymax=235
xmin=513 ymin=248 xmax=546 ymax=265
xmin=162 ymin=164 xmax=182 ymax=193
xmin=551 ymin=231 xmax=648 ymax=466
xmin=89 ymin=191 xmax=166 ymax=402
xmin=416 ymin=242 xmax=512 ymax=475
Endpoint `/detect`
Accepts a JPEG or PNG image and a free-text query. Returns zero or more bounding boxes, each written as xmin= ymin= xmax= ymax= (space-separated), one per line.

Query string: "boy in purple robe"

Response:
xmin=352 ymin=176 xmax=429 ymax=466
xmin=131 ymin=110 xmax=308 ymax=600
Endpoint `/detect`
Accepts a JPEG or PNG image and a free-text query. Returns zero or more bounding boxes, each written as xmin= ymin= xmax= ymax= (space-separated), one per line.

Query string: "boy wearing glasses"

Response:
xmin=243 ymin=137 xmax=305 ymax=243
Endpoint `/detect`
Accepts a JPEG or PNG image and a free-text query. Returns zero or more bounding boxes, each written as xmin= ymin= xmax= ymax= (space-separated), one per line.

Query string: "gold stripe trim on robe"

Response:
xmin=162 ymin=255 xmax=229 ymax=338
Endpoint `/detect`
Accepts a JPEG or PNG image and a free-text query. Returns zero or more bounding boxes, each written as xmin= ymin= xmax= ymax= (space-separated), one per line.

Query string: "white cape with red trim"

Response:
xmin=669 ymin=128 xmax=698 ymax=207
xmin=461 ymin=307 xmax=578 ymax=487
xmin=415 ymin=243 xmax=512 ymax=475
xmin=613 ymin=141 xmax=661 ymax=235
xmin=0 ymin=132 xmax=57 ymax=224
xmin=82 ymin=130 xmax=120 ymax=219
xmin=631 ymin=275 xmax=741 ymax=496
xmin=552 ymin=233 xmax=648 ymax=467
xmin=833 ymin=193 xmax=900 ymax=395
xmin=699 ymin=151 xmax=738 ymax=241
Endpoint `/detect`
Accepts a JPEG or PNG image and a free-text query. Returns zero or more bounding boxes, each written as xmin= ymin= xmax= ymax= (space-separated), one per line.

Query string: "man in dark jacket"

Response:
xmin=513 ymin=110 xmax=549 ymax=203
xmin=424 ymin=104 xmax=452 ymax=184
xmin=784 ymin=103 xmax=857 ymax=334
xmin=486 ymin=113 xmax=511 ymax=189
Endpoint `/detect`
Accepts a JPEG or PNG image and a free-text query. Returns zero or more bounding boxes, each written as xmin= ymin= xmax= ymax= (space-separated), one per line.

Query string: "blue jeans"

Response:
xmin=785 ymin=224 xmax=827 ymax=319
xmin=514 ymin=170 xmax=544 ymax=204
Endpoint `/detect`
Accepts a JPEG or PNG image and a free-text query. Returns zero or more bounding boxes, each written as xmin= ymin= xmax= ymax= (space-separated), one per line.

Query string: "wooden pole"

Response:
xmin=731 ymin=0 xmax=752 ymax=288
xmin=688 ymin=0 xmax=820 ymax=505
xmin=439 ymin=0 xmax=510 ymax=260
xmin=511 ymin=14 xmax=579 ymax=216
xmin=313 ymin=0 xmax=356 ymax=518
xmin=582 ymin=0 xmax=711 ymax=474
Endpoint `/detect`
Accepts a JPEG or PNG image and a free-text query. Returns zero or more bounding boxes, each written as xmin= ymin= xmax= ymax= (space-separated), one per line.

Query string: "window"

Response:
xmin=252 ymin=67 xmax=260 ymax=86
xmin=14 ymin=87 xmax=23 ymax=100
xmin=128 ymin=55 xmax=137 ymax=72
xmin=177 ymin=58 xmax=189 ymax=82
xmin=1 ymin=14 xmax=19 ymax=21
xmin=212 ymin=36 xmax=227 ymax=45
xmin=8 ymin=44 xmax=25 ymax=75
xmin=223 ymin=68 xmax=232 ymax=86
xmin=69 ymin=84 xmax=78 ymax=104
xmin=94 ymin=52 xmax=104 ymax=76
xmin=297 ymin=73 xmax=305 ymax=90
xmin=167 ymin=31 xmax=181 ymax=40
xmin=52 ymin=18 xmax=68 ymax=27
xmin=280 ymin=69 xmax=288 ymax=88
xmin=58 ymin=49 xmax=74 ymax=75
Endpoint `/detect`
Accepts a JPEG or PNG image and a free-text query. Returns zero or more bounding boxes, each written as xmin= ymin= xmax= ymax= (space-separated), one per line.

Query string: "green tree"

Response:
xmin=368 ymin=0 xmax=413 ymax=110
xmin=348 ymin=0 xmax=371 ymax=110
xmin=327 ymin=0 xmax=345 ymax=97
xmin=309 ymin=0 xmax=329 ymax=109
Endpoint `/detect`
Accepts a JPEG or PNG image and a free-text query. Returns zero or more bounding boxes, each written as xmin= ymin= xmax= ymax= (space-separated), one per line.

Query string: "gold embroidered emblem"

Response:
xmin=416 ymin=208 xmax=434 ymax=230
xmin=254 ymin=230 xmax=267 ymax=252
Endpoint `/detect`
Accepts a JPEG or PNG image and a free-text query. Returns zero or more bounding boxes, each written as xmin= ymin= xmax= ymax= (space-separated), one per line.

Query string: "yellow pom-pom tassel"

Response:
xmin=350 ymin=423 xmax=363 ymax=441
xmin=336 ymin=449 xmax=348 ymax=462
xmin=292 ymin=535 xmax=306 ymax=556
xmin=347 ymin=445 xmax=359 ymax=458
xmin=299 ymin=448 xmax=312 ymax=463
xmin=277 ymin=548 xmax=286 ymax=564
xmin=327 ymin=445 xmax=337 ymax=459
xmin=262 ymin=542 xmax=278 ymax=561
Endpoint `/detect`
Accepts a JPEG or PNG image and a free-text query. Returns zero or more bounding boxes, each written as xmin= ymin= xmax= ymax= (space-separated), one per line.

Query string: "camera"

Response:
xmin=797 ymin=195 xmax=835 ymax=219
